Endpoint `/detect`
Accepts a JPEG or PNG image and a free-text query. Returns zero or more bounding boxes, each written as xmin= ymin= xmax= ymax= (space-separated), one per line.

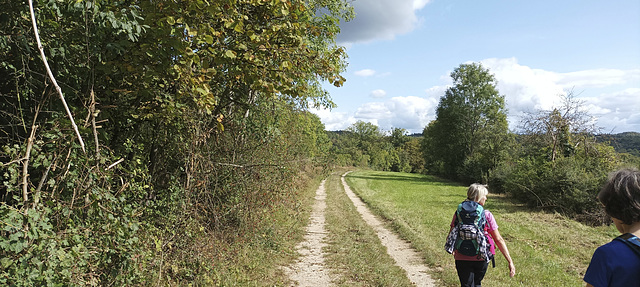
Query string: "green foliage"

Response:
xmin=489 ymin=94 xmax=624 ymax=223
xmin=1 ymin=0 xmax=352 ymax=284
xmin=327 ymin=123 xmax=424 ymax=173
xmin=598 ymin=132 xmax=640 ymax=157
xmin=422 ymin=63 xmax=510 ymax=182
xmin=1 ymin=141 xmax=151 ymax=285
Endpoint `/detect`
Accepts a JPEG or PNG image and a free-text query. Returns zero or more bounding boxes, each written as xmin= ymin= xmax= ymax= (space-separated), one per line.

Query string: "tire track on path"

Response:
xmin=284 ymin=179 xmax=332 ymax=286
xmin=340 ymin=172 xmax=436 ymax=287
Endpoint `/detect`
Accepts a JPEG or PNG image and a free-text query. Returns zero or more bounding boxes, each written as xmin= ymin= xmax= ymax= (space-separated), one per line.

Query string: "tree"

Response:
xmin=519 ymin=91 xmax=600 ymax=162
xmin=490 ymin=91 xmax=622 ymax=222
xmin=423 ymin=63 xmax=509 ymax=182
xmin=346 ymin=120 xmax=384 ymax=154
xmin=0 ymin=0 xmax=353 ymax=284
xmin=389 ymin=127 xmax=410 ymax=148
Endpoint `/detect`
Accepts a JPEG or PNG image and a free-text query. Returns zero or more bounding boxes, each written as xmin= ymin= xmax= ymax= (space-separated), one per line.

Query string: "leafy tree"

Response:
xmin=0 ymin=0 xmax=352 ymax=284
xmin=397 ymin=138 xmax=425 ymax=173
xmin=389 ymin=127 xmax=410 ymax=148
xmin=346 ymin=120 xmax=384 ymax=153
xmin=422 ymin=63 xmax=509 ymax=182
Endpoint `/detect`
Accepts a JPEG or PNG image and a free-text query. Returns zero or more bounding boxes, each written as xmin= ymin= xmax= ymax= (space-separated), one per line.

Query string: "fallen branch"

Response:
xmin=28 ymin=0 xmax=85 ymax=153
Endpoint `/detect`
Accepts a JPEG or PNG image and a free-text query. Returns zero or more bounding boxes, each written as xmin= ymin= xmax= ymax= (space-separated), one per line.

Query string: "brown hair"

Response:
xmin=597 ymin=168 xmax=640 ymax=225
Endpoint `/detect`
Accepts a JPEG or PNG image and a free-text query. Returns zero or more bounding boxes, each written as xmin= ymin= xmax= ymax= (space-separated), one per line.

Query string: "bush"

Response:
xmin=489 ymin=148 xmax=616 ymax=224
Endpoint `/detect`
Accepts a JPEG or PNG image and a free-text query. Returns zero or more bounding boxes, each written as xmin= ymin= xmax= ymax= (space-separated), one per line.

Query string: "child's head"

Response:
xmin=598 ymin=168 xmax=640 ymax=225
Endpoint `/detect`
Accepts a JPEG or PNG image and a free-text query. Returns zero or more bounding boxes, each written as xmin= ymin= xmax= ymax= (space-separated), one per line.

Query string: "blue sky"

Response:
xmin=311 ymin=0 xmax=640 ymax=134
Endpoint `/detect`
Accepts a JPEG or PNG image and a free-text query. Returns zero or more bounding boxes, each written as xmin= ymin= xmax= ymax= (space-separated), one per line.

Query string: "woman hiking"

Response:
xmin=446 ymin=183 xmax=516 ymax=287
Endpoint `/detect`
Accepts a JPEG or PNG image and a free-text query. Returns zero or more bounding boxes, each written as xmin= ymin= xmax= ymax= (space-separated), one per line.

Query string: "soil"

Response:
xmin=283 ymin=179 xmax=332 ymax=286
xmin=284 ymin=173 xmax=437 ymax=286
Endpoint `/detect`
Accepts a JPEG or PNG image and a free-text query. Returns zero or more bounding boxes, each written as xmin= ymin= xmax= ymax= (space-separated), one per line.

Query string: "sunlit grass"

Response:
xmin=345 ymin=170 xmax=618 ymax=287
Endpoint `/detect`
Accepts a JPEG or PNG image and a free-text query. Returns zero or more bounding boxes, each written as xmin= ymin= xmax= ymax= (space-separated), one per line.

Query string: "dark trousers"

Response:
xmin=455 ymin=260 xmax=489 ymax=287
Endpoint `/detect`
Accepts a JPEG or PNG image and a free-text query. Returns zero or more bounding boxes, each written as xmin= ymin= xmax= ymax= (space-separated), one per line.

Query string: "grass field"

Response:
xmin=344 ymin=170 xmax=619 ymax=287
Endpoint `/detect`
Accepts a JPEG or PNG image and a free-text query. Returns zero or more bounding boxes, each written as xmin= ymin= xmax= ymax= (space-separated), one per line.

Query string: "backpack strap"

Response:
xmin=614 ymin=233 xmax=640 ymax=257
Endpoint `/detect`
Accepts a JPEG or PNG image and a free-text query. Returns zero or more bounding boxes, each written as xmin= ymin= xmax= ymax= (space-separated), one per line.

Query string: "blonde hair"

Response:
xmin=467 ymin=183 xmax=488 ymax=202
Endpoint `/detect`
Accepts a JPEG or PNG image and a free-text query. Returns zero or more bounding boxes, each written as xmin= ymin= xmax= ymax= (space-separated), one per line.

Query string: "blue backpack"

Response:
xmin=454 ymin=200 xmax=490 ymax=259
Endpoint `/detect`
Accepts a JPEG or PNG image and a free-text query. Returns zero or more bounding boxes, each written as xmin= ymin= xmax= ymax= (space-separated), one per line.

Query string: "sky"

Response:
xmin=310 ymin=0 xmax=640 ymax=134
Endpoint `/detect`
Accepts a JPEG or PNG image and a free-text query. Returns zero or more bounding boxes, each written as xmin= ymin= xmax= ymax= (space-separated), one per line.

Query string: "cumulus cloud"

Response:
xmin=370 ymin=89 xmax=387 ymax=98
xmin=354 ymin=96 xmax=437 ymax=133
xmin=309 ymin=108 xmax=357 ymax=131
xmin=315 ymin=58 xmax=638 ymax=133
xmin=354 ymin=69 xmax=376 ymax=77
xmin=479 ymin=58 xmax=640 ymax=132
xmin=581 ymin=88 xmax=640 ymax=133
xmin=337 ymin=0 xmax=430 ymax=44
xmin=555 ymin=69 xmax=640 ymax=89
xmin=479 ymin=58 xmax=565 ymax=113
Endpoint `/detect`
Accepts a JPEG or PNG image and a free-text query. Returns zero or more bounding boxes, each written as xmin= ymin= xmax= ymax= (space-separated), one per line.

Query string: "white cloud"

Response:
xmin=479 ymin=58 xmax=565 ymax=114
xmin=337 ymin=0 xmax=428 ymax=44
xmin=354 ymin=69 xmax=376 ymax=77
xmin=309 ymin=108 xmax=357 ymax=131
xmin=581 ymin=88 xmax=640 ymax=133
xmin=413 ymin=0 xmax=431 ymax=10
xmin=316 ymin=58 xmax=639 ymax=133
xmin=556 ymin=69 xmax=640 ymax=89
xmin=370 ymin=89 xmax=387 ymax=98
xmin=479 ymin=58 xmax=640 ymax=132
xmin=354 ymin=96 xmax=437 ymax=133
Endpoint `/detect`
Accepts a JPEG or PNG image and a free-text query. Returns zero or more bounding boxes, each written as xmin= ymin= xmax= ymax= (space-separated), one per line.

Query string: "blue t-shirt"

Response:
xmin=584 ymin=239 xmax=640 ymax=287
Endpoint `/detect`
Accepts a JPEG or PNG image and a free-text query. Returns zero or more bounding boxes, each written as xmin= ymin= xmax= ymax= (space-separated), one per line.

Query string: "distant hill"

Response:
xmin=596 ymin=132 xmax=640 ymax=157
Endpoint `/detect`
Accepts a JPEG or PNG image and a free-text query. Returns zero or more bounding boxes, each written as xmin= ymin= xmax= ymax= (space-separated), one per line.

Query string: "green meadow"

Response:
xmin=343 ymin=170 xmax=619 ymax=287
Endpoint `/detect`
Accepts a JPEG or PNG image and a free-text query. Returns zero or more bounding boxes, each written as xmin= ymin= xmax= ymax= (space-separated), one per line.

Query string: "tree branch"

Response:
xmin=90 ymin=89 xmax=100 ymax=157
xmin=28 ymin=0 xmax=86 ymax=153
xmin=22 ymin=125 xmax=37 ymax=203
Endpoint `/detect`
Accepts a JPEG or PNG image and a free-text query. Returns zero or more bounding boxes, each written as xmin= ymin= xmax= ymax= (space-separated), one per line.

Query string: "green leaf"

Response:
xmin=0 ymin=257 xmax=13 ymax=268
xmin=204 ymin=35 xmax=214 ymax=44
xmin=225 ymin=50 xmax=237 ymax=59
xmin=166 ymin=16 xmax=175 ymax=25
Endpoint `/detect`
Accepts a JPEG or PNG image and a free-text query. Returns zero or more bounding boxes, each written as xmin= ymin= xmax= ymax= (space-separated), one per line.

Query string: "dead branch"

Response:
xmin=22 ymin=125 xmax=37 ymax=203
xmin=28 ymin=0 xmax=86 ymax=153
xmin=2 ymin=157 xmax=27 ymax=167
xmin=90 ymin=89 xmax=100 ymax=157
xmin=33 ymin=154 xmax=55 ymax=209
xmin=106 ymin=158 xmax=125 ymax=170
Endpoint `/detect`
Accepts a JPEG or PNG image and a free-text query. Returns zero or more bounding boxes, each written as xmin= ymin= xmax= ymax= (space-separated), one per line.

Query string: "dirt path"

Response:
xmin=285 ymin=173 xmax=436 ymax=286
xmin=283 ymin=179 xmax=332 ymax=286
xmin=340 ymin=172 xmax=436 ymax=287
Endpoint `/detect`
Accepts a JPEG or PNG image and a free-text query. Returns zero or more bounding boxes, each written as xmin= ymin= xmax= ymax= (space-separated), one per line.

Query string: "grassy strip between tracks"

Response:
xmin=323 ymin=170 xmax=415 ymax=286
